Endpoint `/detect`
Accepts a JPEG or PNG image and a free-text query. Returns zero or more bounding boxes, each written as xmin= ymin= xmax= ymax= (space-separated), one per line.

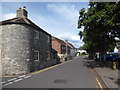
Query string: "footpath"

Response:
xmin=87 ymin=59 xmax=119 ymax=89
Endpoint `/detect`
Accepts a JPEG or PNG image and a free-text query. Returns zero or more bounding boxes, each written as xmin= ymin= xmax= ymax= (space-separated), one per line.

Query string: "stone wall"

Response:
xmin=32 ymin=28 xmax=52 ymax=70
xmin=0 ymin=25 xmax=2 ymax=76
xmin=1 ymin=24 xmax=52 ymax=75
xmin=1 ymin=24 xmax=33 ymax=75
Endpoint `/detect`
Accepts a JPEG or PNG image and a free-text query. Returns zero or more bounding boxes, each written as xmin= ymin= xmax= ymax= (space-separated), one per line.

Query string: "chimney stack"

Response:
xmin=16 ymin=6 xmax=28 ymax=18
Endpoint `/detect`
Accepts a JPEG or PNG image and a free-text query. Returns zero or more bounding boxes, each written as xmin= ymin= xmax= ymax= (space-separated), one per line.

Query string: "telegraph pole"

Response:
xmin=65 ymin=40 xmax=68 ymax=55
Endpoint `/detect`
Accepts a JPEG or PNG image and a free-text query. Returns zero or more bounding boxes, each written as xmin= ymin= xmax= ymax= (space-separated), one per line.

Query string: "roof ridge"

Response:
xmin=0 ymin=17 xmax=19 ymax=23
xmin=22 ymin=17 xmax=30 ymax=24
xmin=0 ymin=17 xmax=51 ymax=36
xmin=55 ymin=37 xmax=65 ymax=43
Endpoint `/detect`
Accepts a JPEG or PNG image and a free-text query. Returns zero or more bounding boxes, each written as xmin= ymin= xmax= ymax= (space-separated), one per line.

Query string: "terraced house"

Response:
xmin=52 ymin=36 xmax=76 ymax=62
xmin=0 ymin=7 xmax=58 ymax=75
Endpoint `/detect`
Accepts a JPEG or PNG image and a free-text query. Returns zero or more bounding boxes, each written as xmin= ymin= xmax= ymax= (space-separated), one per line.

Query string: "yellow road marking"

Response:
xmin=31 ymin=60 xmax=73 ymax=75
xmin=1 ymin=75 xmax=18 ymax=77
xmin=31 ymin=62 xmax=67 ymax=75
xmin=96 ymin=77 xmax=103 ymax=89
xmin=1 ymin=60 xmax=73 ymax=77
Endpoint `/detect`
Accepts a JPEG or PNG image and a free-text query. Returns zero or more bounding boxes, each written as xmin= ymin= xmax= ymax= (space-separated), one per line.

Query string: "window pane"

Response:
xmin=47 ymin=51 xmax=50 ymax=59
xmin=35 ymin=30 xmax=39 ymax=39
xmin=47 ymin=36 xmax=50 ymax=42
xmin=34 ymin=51 xmax=39 ymax=61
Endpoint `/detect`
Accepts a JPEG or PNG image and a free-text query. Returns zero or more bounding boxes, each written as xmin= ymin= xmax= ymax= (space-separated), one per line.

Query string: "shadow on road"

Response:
xmin=115 ymin=78 xmax=120 ymax=86
xmin=83 ymin=57 xmax=113 ymax=69
xmin=83 ymin=57 xmax=119 ymax=88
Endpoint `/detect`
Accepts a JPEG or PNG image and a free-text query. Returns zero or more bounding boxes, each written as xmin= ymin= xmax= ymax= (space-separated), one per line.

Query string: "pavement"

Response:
xmin=87 ymin=59 xmax=119 ymax=89
xmin=2 ymin=56 xmax=101 ymax=89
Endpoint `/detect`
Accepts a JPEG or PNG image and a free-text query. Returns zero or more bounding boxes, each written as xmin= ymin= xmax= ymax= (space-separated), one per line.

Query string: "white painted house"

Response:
xmin=114 ymin=47 xmax=118 ymax=53
xmin=76 ymin=49 xmax=87 ymax=56
xmin=114 ymin=45 xmax=120 ymax=53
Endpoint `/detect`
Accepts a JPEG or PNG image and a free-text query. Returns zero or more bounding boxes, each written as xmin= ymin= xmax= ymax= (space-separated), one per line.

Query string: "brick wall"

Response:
xmin=52 ymin=38 xmax=61 ymax=54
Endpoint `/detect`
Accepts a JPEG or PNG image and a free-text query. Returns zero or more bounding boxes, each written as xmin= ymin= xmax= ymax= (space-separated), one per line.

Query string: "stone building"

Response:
xmin=0 ymin=7 xmax=57 ymax=75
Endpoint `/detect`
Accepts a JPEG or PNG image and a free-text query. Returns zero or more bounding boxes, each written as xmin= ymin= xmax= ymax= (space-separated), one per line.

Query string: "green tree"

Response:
xmin=78 ymin=2 xmax=120 ymax=59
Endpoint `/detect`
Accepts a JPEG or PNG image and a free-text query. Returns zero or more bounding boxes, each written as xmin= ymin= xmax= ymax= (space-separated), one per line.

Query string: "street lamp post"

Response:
xmin=65 ymin=40 xmax=68 ymax=56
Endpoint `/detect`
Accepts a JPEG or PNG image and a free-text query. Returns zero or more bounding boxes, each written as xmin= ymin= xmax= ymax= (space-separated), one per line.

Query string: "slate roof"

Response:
xmin=68 ymin=43 xmax=76 ymax=49
xmin=52 ymin=37 xmax=66 ymax=46
xmin=0 ymin=17 xmax=51 ymax=36
xmin=52 ymin=36 xmax=75 ymax=49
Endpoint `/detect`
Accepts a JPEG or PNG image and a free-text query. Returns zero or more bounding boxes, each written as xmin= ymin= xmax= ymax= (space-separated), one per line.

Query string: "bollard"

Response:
xmin=113 ymin=62 xmax=117 ymax=70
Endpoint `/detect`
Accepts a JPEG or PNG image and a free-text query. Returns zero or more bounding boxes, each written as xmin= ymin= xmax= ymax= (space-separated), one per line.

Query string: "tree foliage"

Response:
xmin=78 ymin=2 xmax=120 ymax=55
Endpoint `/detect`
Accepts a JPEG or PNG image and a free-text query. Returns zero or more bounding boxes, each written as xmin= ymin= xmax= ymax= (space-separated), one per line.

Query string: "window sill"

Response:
xmin=34 ymin=37 xmax=39 ymax=40
xmin=47 ymin=58 xmax=50 ymax=60
xmin=34 ymin=60 xmax=39 ymax=62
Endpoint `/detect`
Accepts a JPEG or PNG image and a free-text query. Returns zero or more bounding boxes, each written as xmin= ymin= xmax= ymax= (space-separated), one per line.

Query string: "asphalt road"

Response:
xmin=2 ymin=56 xmax=100 ymax=88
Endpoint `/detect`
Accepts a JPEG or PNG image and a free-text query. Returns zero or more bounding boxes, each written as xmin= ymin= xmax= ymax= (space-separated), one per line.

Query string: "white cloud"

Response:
xmin=2 ymin=13 xmax=16 ymax=20
xmin=31 ymin=3 xmax=84 ymax=48
xmin=56 ymin=33 xmax=84 ymax=48
xmin=47 ymin=4 xmax=79 ymax=29
xmin=57 ymin=33 xmax=79 ymax=41
xmin=31 ymin=14 xmax=62 ymax=35
xmin=47 ymin=4 xmax=78 ymax=20
xmin=78 ymin=26 xmax=84 ymax=31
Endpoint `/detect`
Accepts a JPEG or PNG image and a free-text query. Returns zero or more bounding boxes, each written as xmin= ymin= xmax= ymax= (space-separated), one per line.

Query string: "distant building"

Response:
xmin=114 ymin=45 xmax=120 ymax=53
xmin=52 ymin=36 xmax=76 ymax=61
xmin=52 ymin=37 xmax=70 ymax=55
xmin=114 ymin=47 xmax=118 ymax=53
xmin=68 ymin=43 xmax=77 ymax=57
xmin=0 ymin=7 xmax=58 ymax=75
xmin=76 ymin=49 xmax=87 ymax=56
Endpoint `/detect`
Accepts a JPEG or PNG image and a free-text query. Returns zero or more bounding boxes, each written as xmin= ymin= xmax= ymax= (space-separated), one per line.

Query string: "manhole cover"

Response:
xmin=49 ymin=89 xmax=62 ymax=90
xmin=54 ymin=79 xmax=67 ymax=84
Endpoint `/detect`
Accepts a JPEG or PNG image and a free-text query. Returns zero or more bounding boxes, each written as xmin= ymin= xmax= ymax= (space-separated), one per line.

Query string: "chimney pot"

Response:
xmin=16 ymin=6 xmax=28 ymax=18
xmin=23 ymin=6 xmax=26 ymax=9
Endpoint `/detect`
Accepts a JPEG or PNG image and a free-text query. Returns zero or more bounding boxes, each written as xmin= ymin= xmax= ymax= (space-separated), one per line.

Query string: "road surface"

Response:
xmin=2 ymin=56 xmax=100 ymax=89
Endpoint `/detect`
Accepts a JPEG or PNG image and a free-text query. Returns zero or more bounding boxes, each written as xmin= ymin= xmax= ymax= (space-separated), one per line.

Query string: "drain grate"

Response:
xmin=54 ymin=79 xmax=67 ymax=84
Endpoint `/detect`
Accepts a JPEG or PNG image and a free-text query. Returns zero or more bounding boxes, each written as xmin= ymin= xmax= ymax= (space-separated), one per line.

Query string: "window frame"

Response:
xmin=34 ymin=50 xmax=39 ymax=62
xmin=46 ymin=51 xmax=50 ymax=60
xmin=47 ymin=36 xmax=50 ymax=42
xmin=34 ymin=30 xmax=39 ymax=39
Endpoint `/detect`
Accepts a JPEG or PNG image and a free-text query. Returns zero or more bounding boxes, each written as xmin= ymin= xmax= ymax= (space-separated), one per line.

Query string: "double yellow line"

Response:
xmin=1 ymin=60 xmax=72 ymax=77
xmin=96 ymin=77 xmax=103 ymax=89
xmin=31 ymin=60 xmax=73 ymax=75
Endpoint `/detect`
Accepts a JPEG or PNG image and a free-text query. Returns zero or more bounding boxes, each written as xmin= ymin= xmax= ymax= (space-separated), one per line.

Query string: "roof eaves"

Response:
xmin=0 ymin=17 xmax=51 ymax=36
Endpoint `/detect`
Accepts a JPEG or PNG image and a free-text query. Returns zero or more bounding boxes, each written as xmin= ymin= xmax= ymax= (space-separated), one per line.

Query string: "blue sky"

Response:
xmin=1 ymin=2 xmax=89 ymax=48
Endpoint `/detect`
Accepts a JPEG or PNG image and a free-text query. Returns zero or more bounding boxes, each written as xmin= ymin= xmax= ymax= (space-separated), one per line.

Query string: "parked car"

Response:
xmin=106 ymin=53 xmax=120 ymax=61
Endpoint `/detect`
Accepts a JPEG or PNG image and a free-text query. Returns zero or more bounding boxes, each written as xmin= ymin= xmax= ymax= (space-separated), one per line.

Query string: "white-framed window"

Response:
xmin=34 ymin=50 xmax=39 ymax=62
xmin=46 ymin=51 xmax=50 ymax=60
xmin=47 ymin=36 xmax=50 ymax=42
xmin=62 ymin=46 xmax=65 ymax=50
xmin=34 ymin=30 xmax=39 ymax=39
